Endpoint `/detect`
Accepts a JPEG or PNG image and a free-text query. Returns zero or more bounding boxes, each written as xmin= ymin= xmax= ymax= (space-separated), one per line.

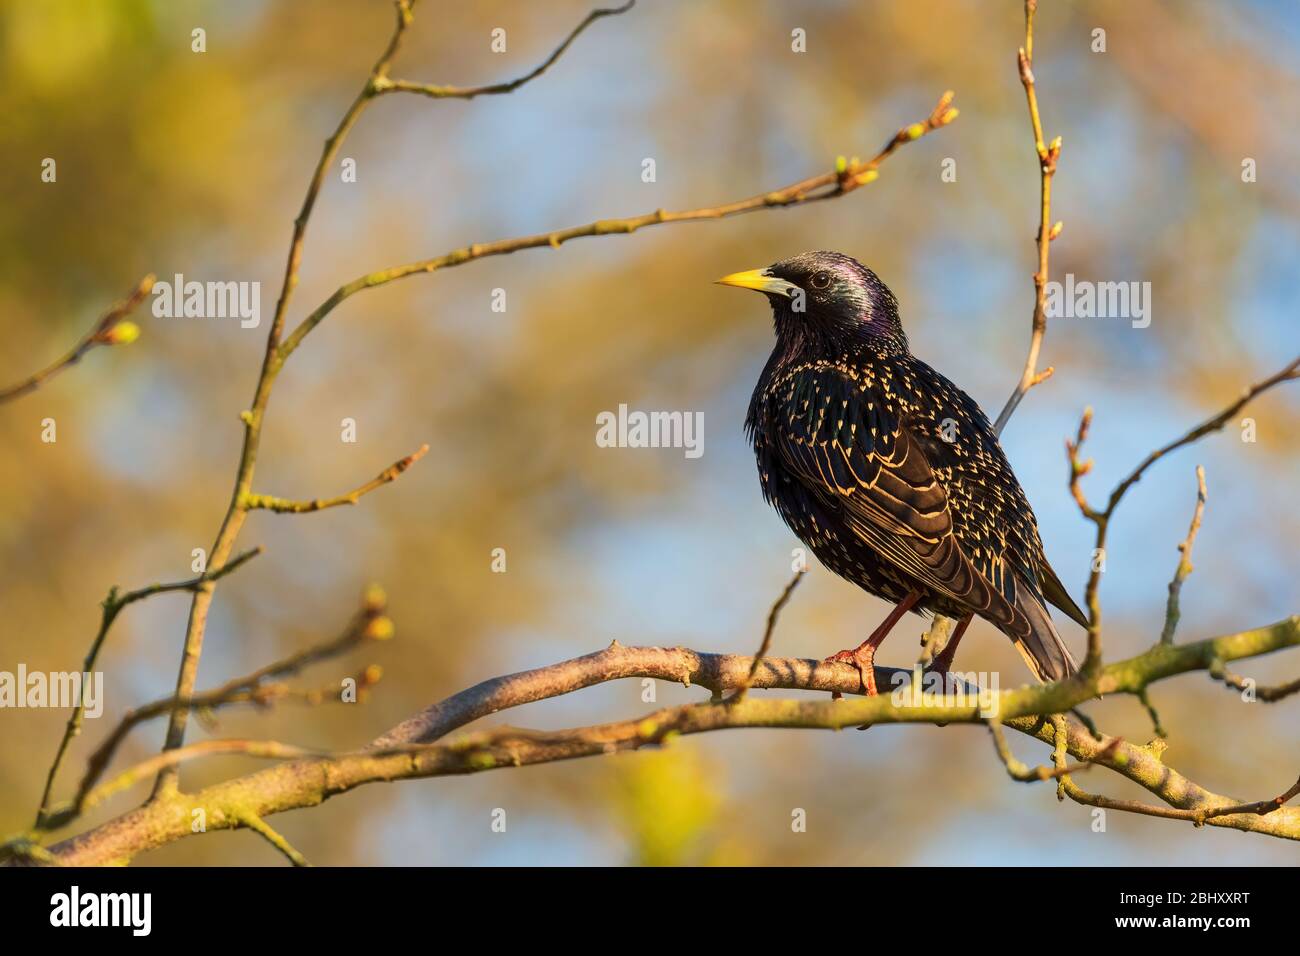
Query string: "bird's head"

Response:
xmin=716 ymin=251 xmax=906 ymax=355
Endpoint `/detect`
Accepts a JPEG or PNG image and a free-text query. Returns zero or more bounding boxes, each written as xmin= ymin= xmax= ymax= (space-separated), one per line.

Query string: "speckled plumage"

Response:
xmin=734 ymin=251 xmax=1085 ymax=681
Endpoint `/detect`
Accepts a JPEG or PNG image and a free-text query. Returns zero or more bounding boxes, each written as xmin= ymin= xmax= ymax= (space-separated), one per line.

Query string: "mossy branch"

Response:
xmin=18 ymin=614 xmax=1296 ymax=865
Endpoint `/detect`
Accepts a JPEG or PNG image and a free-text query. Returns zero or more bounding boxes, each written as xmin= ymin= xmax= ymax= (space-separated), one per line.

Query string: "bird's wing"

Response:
xmin=902 ymin=382 xmax=1046 ymax=610
xmin=900 ymin=361 xmax=1087 ymax=630
xmin=764 ymin=364 xmax=1020 ymax=631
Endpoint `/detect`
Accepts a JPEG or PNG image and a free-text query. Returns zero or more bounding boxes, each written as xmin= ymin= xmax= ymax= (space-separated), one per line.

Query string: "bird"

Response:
xmin=717 ymin=250 xmax=1086 ymax=695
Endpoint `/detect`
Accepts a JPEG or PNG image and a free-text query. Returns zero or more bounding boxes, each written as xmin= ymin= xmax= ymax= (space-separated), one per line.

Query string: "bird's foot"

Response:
xmin=825 ymin=644 xmax=879 ymax=697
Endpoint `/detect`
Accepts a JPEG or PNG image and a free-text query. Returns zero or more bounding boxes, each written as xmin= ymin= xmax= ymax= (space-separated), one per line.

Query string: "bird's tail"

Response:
xmin=1011 ymin=587 xmax=1078 ymax=683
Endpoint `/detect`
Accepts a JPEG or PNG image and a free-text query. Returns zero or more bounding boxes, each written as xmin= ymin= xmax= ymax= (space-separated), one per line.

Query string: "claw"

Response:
xmin=824 ymin=645 xmax=879 ymax=696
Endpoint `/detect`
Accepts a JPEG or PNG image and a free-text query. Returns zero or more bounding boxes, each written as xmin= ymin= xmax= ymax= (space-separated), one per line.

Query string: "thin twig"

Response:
xmin=994 ymin=0 xmax=1061 ymax=433
xmin=917 ymin=615 xmax=956 ymax=669
xmin=1160 ymin=465 xmax=1207 ymax=644
xmin=730 ymin=569 xmax=804 ymax=704
xmin=1209 ymin=659 xmax=1300 ymax=703
xmin=372 ymin=1 xmax=636 ymax=100
xmin=240 ymin=813 xmax=311 ymax=867
xmin=1199 ymin=774 xmax=1300 ymax=821
xmin=277 ymin=92 xmax=959 ymax=359
xmin=1110 ymin=356 xmax=1299 ymax=512
xmin=35 ymin=547 xmax=263 ymax=827
xmin=1061 ymin=771 xmax=1300 ymax=828
xmin=920 ymin=4 xmax=1049 ymax=656
xmin=987 ymin=720 xmax=1113 ymax=782
xmin=1066 ymin=356 xmax=1299 ymax=672
xmin=82 ymin=740 xmax=323 ymax=815
xmin=1136 ymin=688 xmax=1166 ymax=739
xmin=62 ymin=603 xmax=387 ymax=825
xmin=241 ymin=444 xmax=429 ymax=513
xmin=0 ymin=275 xmax=154 ymax=405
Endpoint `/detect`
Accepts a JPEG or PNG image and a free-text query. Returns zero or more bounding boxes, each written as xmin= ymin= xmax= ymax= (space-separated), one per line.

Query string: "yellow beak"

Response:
xmin=714 ymin=268 xmax=799 ymax=298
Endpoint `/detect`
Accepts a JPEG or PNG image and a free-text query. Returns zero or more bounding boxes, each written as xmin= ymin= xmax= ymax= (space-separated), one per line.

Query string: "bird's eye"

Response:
xmin=809 ymin=271 xmax=832 ymax=290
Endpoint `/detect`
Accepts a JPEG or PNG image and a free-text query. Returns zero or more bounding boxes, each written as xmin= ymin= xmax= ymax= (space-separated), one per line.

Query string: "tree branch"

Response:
xmin=35 ymin=547 xmax=263 ymax=827
xmin=0 ymin=275 xmax=154 ymax=405
xmin=1059 ymin=769 xmax=1300 ymax=829
xmin=1209 ymin=660 xmax=1300 ymax=703
xmin=1067 ymin=354 xmax=1300 ymax=670
xmin=240 ymin=812 xmax=311 ymax=867
xmin=24 ymin=616 xmax=1296 ymax=865
xmin=1160 ymin=465 xmax=1207 ymax=645
xmin=276 ymin=91 xmax=959 ymax=360
xmin=1107 ymin=356 xmax=1299 ymax=513
xmin=730 ymin=569 xmax=804 ymax=704
xmin=993 ymin=0 xmax=1061 ymax=433
xmin=988 ymin=719 xmax=1112 ymax=782
xmin=41 ymin=596 xmax=389 ymax=831
xmin=240 ymin=444 xmax=428 ymax=513
xmin=371 ymin=1 xmax=636 ymax=100
xmin=150 ymin=0 xmax=427 ymax=799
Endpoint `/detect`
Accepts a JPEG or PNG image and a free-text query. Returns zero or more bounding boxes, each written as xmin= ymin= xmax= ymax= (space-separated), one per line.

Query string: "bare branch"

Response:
xmin=1066 ymin=356 xmax=1299 ymax=672
xmin=241 ymin=444 xmax=429 ymax=513
xmin=917 ymin=615 xmax=956 ymax=669
xmin=0 ymin=275 xmax=154 ymax=405
xmin=1210 ymin=659 xmax=1300 ymax=703
xmin=993 ymin=0 xmax=1062 ymax=433
xmin=1136 ymin=688 xmax=1167 ymax=739
xmin=151 ymin=0 xmax=427 ymax=798
xmin=372 ymin=1 xmax=636 ymax=100
xmin=1160 ymin=465 xmax=1207 ymax=645
xmin=240 ymin=812 xmax=311 ymax=867
xmin=1108 ymin=356 xmax=1299 ymax=514
xmin=920 ymin=3 xmax=1050 ymax=660
xmin=1060 ymin=768 xmax=1300 ymax=829
xmin=49 ymin=597 xmax=388 ymax=829
xmin=1199 ymin=774 xmax=1300 ymax=821
xmin=20 ymin=615 xmax=1295 ymax=865
xmin=987 ymin=720 xmax=1112 ymax=782
xmin=730 ymin=569 xmax=804 ymax=704
xmin=35 ymin=547 xmax=263 ymax=827
xmin=277 ymin=92 xmax=960 ymax=359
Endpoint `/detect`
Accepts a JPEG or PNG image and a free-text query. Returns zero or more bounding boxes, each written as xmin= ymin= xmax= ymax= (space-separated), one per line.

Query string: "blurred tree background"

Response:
xmin=1 ymin=0 xmax=1296 ymax=865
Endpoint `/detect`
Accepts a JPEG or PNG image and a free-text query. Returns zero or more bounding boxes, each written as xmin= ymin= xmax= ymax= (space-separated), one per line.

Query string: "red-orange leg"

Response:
xmin=928 ymin=613 xmax=974 ymax=679
xmin=826 ymin=589 xmax=923 ymax=696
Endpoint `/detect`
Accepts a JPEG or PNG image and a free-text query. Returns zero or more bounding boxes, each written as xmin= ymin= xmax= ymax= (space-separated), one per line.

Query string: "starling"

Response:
xmin=718 ymin=251 xmax=1086 ymax=693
